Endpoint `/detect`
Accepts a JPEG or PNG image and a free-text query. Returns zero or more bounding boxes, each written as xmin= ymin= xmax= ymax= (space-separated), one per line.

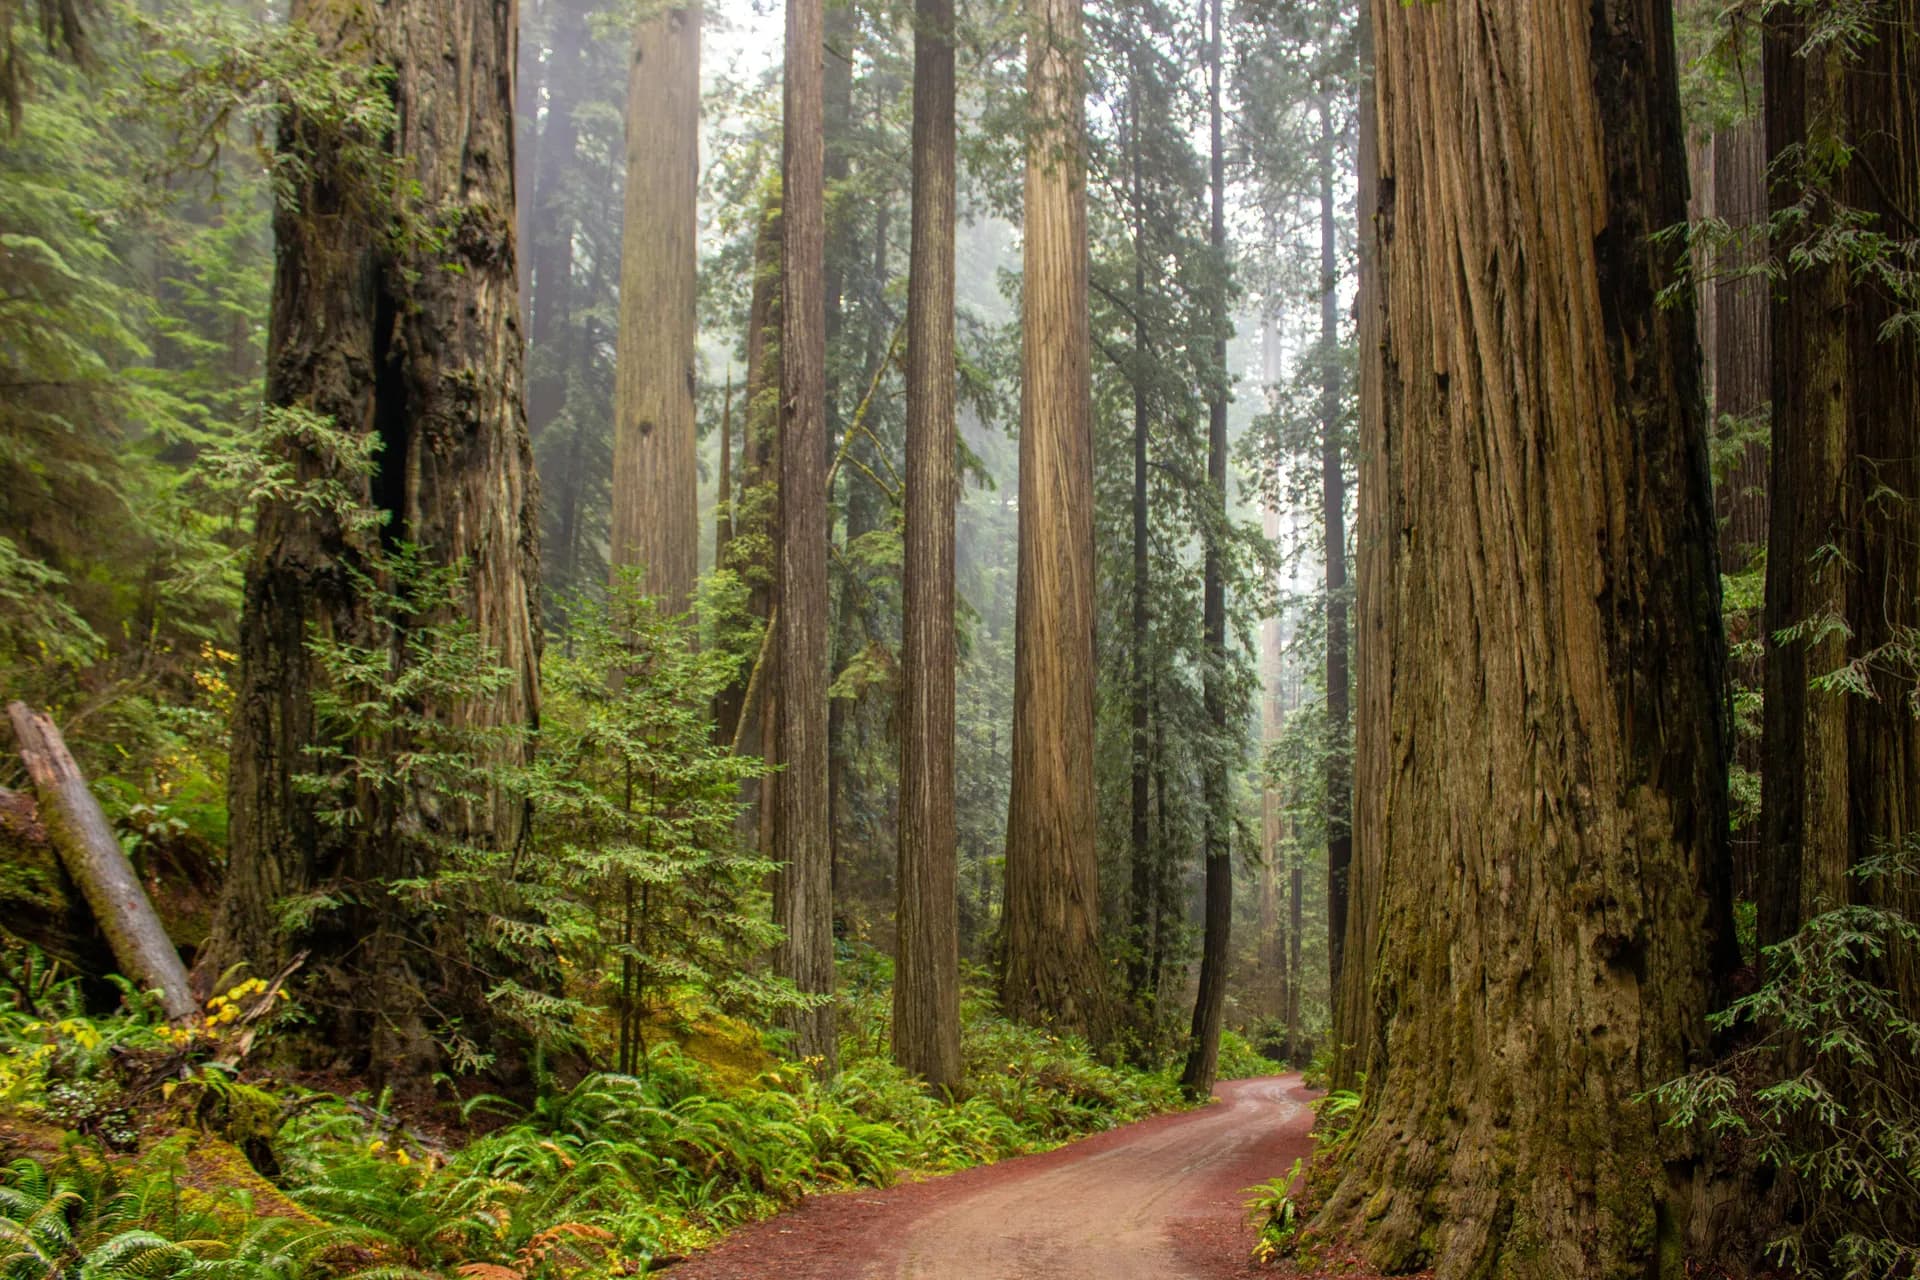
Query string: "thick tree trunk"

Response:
xmin=893 ymin=0 xmax=961 ymax=1093
xmin=776 ymin=0 xmax=837 ymax=1070
xmin=209 ymin=0 xmax=539 ymax=1077
xmin=1316 ymin=0 xmax=1735 ymax=1272
xmin=1317 ymin=97 xmax=1351 ymax=1004
xmin=1180 ymin=0 xmax=1231 ymax=1097
xmin=1332 ymin=0 xmax=1383 ymax=1092
xmin=1759 ymin=2 xmax=1919 ymax=964
xmin=1001 ymin=0 xmax=1104 ymax=1043
xmin=611 ymin=4 xmax=700 ymax=610
xmin=8 ymin=705 xmax=193 ymax=1021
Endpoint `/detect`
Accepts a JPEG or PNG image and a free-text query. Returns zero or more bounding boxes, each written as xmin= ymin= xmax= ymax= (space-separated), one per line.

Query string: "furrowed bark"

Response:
xmin=207 ymin=0 xmax=539 ymax=1078
xmin=612 ymin=2 xmax=701 ymax=610
xmin=775 ymin=0 xmax=837 ymax=1070
xmin=893 ymin=0 xmax=962 ymax=1093
xmin=1001 ymin=0 xmax=1104 ymax=1043
xmin=1315 ymin=0 xmax=1734 ymax=1271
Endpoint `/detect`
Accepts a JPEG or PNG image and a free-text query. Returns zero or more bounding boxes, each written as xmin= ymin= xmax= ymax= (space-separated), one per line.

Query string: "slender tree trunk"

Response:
xmin=776 ymin=0 xmax=837 ymax=1070
xmin=717 ymin=199 xmax=783 ymax=750
xmin=1315 ymin=0 xmax=1735 ymax=1271
xmin=893 ymin=0 xmax=961 ymax=1092
xmin=716 ymin=374 xmax=733 ymax=567
xmin=1001 ymin=0 xmax=1104 ymax=1042
xmin=1180 ymin=0 xmax=1231 ymax=1097
xmin=1287 ymin=835 xmax=1302 ymax=1060
xmin=1318 ymin=95 xmax=1352 ymax=1005
xmin=1332 ymin=0 xmax=1382 ymax=1091
xmin=612 ymin=4 xmax=701 ymax=610
xmin=1759 ymin=2 xmax=1919 ymax=969
xmin=208 ymin=0 xmax=539 ymax=1077
xmin=1125 ymin=77 xmax=1155 ymax=1018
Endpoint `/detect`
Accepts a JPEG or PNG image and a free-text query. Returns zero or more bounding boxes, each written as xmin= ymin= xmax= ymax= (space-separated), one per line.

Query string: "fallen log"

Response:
xmin=7 ymin=702 xmax=195 ymax=1020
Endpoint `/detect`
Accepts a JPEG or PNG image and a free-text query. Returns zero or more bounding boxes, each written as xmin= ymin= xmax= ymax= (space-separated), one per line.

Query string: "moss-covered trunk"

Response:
xmin=209 ymin=0 xmax=539 ymax=1078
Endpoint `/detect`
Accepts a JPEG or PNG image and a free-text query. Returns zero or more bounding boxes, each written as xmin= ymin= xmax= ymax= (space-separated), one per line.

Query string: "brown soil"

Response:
xmin=665 ymin=1074 xmax=1394 ymax=1280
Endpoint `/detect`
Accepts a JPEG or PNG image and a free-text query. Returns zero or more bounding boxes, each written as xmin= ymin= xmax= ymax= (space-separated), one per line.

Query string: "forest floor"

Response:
xmin=665 ymin=1073 xmax=1393 ymax=1279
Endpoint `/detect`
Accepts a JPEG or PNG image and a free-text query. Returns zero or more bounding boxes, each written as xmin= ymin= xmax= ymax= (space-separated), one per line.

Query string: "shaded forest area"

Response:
xmin=0 ymin=0 xmax=1916 ymax=1276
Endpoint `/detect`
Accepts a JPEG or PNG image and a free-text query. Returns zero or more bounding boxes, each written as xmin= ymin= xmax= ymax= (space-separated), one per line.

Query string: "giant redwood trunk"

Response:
xmin=209 ymin=0 xmax=539 ymax=1076
xmin=775 ymin=0 xmax=836 ymax=1070
xmin=1759 ymin=3 xmax=1920 ymax=967
xmin=1001 ymin=0 xmax=1104 ymax=1042
xmin=611 ymin=4 xmax=700 ymax=610
xmin=1180 ymin=0 xmax=1230 ymax=1097
xmin=1315 ymin=0 xmax=1735 ymax=1272
xmin=892 ymin=0 xmax=962 ymax=1093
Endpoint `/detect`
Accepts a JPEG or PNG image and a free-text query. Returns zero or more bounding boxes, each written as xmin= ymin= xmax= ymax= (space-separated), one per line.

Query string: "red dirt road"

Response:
xmin=666 ymin=1075 xmax=1320 ymax=1279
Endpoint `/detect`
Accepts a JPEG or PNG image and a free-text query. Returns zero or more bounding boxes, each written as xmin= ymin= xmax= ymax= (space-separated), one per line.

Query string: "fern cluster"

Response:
xmin=0 ymin=965 xmax=1182 ymax=1280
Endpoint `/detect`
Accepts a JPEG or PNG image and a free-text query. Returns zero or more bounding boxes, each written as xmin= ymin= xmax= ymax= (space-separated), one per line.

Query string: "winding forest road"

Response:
xmin=668 ymin=1075 xmax=1322 ymax=1279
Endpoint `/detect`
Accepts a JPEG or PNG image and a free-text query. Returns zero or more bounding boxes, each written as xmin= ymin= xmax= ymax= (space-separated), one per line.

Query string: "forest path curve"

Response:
xmin=667 ymin=1074 xmax=1318 ymax=1279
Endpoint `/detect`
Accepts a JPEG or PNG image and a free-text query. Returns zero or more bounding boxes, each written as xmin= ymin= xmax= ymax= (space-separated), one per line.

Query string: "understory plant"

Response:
xmin=1647 ymin=843 xmax=1920 ymax=1279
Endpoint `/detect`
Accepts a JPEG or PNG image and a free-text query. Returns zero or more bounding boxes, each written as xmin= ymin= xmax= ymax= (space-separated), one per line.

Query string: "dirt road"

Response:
xmin=667 ymin=1075 xmax=1320 ymax=1279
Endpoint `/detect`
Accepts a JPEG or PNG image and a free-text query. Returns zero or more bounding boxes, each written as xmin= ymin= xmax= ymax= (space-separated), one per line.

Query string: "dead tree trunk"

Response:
xmin=8 ymin=703 xmax=193 ymax=1021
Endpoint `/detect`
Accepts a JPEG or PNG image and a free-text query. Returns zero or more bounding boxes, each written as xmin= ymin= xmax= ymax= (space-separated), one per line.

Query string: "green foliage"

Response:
xmin=0 ymin=960 xmax=1183 ymax=1280
xmin=1647 ymin=844 xmax=1920 ymax=1278
xmin=1243 ymin=1161 xmax=1303 ymax=1264
xmin=1213 ymin=1029 xmax=1275 ymax=1081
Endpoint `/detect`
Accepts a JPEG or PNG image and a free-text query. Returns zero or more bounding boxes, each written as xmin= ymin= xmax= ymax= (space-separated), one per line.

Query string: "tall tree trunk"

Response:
xmin=525 ymin=0 xmax=587 ymax=598
xmin=717 ymin=198 xmax=783 ymax=748
xmin=1317 ymin=95 xmax=1352 ymax=1007
xmin=1332 ymin=0 xmax=1383 ymax=1092
xmin=1001 ymin=0 xmax=1104 ymax=1042
xmin=1180 ymin=0 xmax=1231 ymax=1098
xmin=893 ymin=0 xmax=961 ymax=1092
xmin=1759 ymin=2 xmax=1919 ymax=965
xmin=1710 ymin=115 xmax=1769 ymax=574
xmin=208 ymin=0 xmax=540 ymax=1078
xmin=776 ymin=0 xmax=837 ymax=1070
xmin=1124 ymin=75 xmax=1155 ymax=1018
xmin=1314 ymin=0 xmax=1735 ymax=1271
xmin=612 ymin=4 xmax=700 ymax=610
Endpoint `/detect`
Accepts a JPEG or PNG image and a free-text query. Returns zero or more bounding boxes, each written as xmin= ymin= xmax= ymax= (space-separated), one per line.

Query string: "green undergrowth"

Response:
xmin=0 ymin=968 xmax=1184 ymax=1280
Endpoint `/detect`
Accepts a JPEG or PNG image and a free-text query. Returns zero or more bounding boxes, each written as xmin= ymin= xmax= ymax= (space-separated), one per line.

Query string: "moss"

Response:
xmin=145 ymin=1131 xmax=323 ymax=1228
xmin=645 ymin=1007 xmax=772 ymax=1089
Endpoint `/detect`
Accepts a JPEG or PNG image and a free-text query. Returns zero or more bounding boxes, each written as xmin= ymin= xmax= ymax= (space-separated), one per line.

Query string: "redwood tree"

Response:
xmin=1001 ymin=0 xmax=1104 ymax=1041
xmin=1180 ymin=0 xmax=1231 ymax=1096
xmin=208 ymin=0 xmax=540 ymax=1076
xmin=1759 ymin=0 xmax=1919 ymax=970
xmin=611 ymin=3 xmax=700 ymax=608
xmin=893 ymin=0 xmax=962 ymax=1092
xmin=1315 ymin=0 xmax=1735 ymax=1271
xmin=775 ymin=0 xmax=837 ymax=1070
